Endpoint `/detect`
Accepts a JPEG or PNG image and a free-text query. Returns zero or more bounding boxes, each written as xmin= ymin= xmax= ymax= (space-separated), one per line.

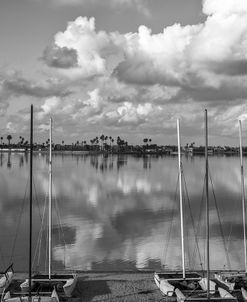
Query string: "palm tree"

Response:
xmin=100 ymin=134 xmax=105 ymax=151
xmin=7 ymin=135 xmax=12 ymax=145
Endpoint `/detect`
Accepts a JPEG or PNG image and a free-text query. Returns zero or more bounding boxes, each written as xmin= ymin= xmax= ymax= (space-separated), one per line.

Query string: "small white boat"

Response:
xmin=199 ymin=277 xmax=216 ymax=293
xmin=20 ymin=117 xmax=78 ymax=298
xmin=0 ymin=265 xmax=14 ymax=294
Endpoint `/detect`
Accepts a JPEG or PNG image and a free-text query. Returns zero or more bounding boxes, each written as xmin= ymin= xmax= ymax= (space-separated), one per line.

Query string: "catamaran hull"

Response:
xmin=199 ymin=278 xmax=216 ymax=293
xmin=20 ymin=274 xmax=78 ymax=297
xmin=3 ymin=288 xmax=59 ymax=302
xmin=154 ymin=273 xmax=175 ymax=296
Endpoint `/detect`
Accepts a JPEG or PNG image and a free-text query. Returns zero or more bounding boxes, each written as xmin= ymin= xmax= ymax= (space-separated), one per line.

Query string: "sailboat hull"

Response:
xmin=20 ymin=274 xmax=77 ymax=297
xmin=3 ymin=288 xmax=59 ymax=302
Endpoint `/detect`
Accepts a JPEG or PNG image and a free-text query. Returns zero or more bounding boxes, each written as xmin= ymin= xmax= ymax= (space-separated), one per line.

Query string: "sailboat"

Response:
xmin=155 ymin=111 xmax=238 ymax=301
xmin=19 ymin=117 xmax=77 ymax=298
xmin=154 ymin=119 xmax=201 ymax=296
xmin=214 ymin=120 xmax=247 ymax=298
xmin=173 ymin=110 xmax=237 ymax=301
xmin=2 ymin=105 xmax=59 ymax=302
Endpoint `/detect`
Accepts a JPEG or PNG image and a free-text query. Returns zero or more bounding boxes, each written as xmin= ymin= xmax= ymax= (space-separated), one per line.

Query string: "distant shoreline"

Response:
xmin=0 ymin=149 xmax=246 ymax=156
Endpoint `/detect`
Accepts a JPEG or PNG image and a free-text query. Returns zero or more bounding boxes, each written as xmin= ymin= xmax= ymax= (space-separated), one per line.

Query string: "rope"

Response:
xmin=192 ymin=174 xmax=206 ymax=274
xmin=33 ymin=178 xmax=43 ymax=222
xmin=53 ymin=189 xmax=67 ymax=268
xmin=10 ymin=178 xmax=29 ymax=263
xmin=181 ymin=165 xmax=203 ymax=271
xmin=32 ymin=192 xmax=48 ymax=272
xmin=162 ymin=173 xmax=179 ymax=269
xmin=209 ymin=168 xmax=232 ymax=270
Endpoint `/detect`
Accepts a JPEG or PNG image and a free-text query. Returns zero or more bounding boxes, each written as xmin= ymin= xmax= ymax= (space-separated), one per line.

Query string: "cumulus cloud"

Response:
xmin=44 ymin=2 xmax=247 ymax=103
xmin=8 ymin=0 xmax=247 ymax=143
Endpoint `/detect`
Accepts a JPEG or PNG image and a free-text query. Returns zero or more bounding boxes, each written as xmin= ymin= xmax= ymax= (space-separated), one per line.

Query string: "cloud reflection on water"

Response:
xmin=0 ymin=153 xmax=246 ymax=271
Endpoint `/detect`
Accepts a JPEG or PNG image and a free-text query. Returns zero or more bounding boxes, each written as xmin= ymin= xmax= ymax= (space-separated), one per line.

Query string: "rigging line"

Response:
xmin=192 ymin=174 xmax=206 ymax=273
xmin=162 ymin=172 xmax=179 ymax=268
xmin=181 ymin=165 xmax=203 ymax=271
xmin=53 ymin=185 xmax=67 ymax=268
xmin=33 ymin=193 xmax=48 ymax=272
xmin=54 ymin=196 xmax=67 ymax=267
xmin=226 ymin=219 xmax=233 ymax=258
xmin=10 ymin=177 xmax=29 ymax=263
xmin=37 ymin=192 xmax=49 ymax=270
xmin=33 ymin=177 xmax=43 ymax=222
xmin=53 ymin=184 xmax=66 ymax=246
xmin=45 ymin=213 xmax=49 ymax=274
xmin=209 ymin=168 xmax=231 ymax=270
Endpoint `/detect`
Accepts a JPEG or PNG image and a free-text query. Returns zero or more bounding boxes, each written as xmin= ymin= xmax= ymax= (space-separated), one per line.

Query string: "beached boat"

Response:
xmin=213 ymin=120 xmax=247 ymax=299
xmin=154 ymin=119 xmax=201 ymax=296
xmin=2 ymin=105 xmax=60 ymax=302
xmin=173 ymin=110 xmax=237 ymax=301
xmin=19 ymin=117 xmax=77 ymax=297
xmin=156 ymin=111 xmax=238 ymax=301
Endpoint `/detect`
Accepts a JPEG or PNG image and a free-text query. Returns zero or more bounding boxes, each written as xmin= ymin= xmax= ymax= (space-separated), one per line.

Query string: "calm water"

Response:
xmin=0 ymin=152 xmax=246 ymax=272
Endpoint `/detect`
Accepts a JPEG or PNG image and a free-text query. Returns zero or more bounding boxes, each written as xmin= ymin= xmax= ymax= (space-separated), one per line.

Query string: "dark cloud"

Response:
xmin=208 ymin=60 xmax=247 ymax=76
xmin=113 ymin=59 xmax=180 ymax=86
xmin=42 ymin=45 xmax=79 ymax=69
xmin=2 ymin=76 xmax=71 ymax=98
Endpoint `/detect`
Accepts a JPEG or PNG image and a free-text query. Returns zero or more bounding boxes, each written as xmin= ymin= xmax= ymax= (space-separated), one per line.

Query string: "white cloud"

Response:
xmin=6 ymin=122 xmax=17 ymax=133
xmin=203 ymin=0 xmax=247 ymax=16
xmin=41 ymin=96 xmax=61 ymax=115
xmin=7 ymin=0 xmax=247 ymax=143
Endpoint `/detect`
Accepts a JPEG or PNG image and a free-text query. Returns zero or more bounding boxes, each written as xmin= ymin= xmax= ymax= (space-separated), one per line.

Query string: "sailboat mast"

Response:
xmin=239 ymin=120 xmax=247 ymax=273
xmin=29 ymin=104 xmax=33 ymax=299
xmin=177 ymin=119 xmax=186 ymax=278
xmin=205 ymin=109 xmax=210 ymax=300
xmin=48 ymin=117 xmax=52 ymax=279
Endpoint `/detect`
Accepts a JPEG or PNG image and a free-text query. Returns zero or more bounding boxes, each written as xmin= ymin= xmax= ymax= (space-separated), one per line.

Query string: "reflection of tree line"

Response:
xmin=89 ymin=154 xmax=153 ymax=172
xmin=1 ymin=152 xmax=155 ymax=171
xmin=0 ymin=152 xmax=28 ymax=169
xmin=90 ymin=154 xmax=126 ymax=172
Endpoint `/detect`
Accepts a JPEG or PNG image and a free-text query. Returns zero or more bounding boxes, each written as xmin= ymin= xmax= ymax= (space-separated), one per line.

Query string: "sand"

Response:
xmin=70 ymin=271 xmax=164 ymax=302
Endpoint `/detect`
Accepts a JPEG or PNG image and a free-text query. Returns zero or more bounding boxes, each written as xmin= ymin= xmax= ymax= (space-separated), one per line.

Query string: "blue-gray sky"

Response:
xmin=0 ymin=0 xmax=246 ymax=145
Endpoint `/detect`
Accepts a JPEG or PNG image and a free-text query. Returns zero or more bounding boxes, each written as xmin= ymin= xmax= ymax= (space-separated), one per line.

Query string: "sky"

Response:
xmin=0 ymin=0 xmax=247 ymax=146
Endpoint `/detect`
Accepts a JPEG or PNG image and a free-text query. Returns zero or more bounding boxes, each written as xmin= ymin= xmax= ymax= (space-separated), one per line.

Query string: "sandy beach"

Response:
xmin=9 ymin=271 xmax=163 ymax=302
xmin=71 ymin=271 xmax=164 ymax=302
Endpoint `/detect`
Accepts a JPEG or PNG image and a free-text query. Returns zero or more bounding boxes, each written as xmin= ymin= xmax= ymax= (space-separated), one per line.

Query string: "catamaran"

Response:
xmin=214 ymin=120 xmax=247 ymax=299
xmin=19 ymin=117 xmax=77 ymax=298
xmin=2 ymin=105 xmax=60 ymax=302
xmin=154 ymin=119 xmax=201 ymax=296
xmin=155 ymin=111 xmax=238 ymax=301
